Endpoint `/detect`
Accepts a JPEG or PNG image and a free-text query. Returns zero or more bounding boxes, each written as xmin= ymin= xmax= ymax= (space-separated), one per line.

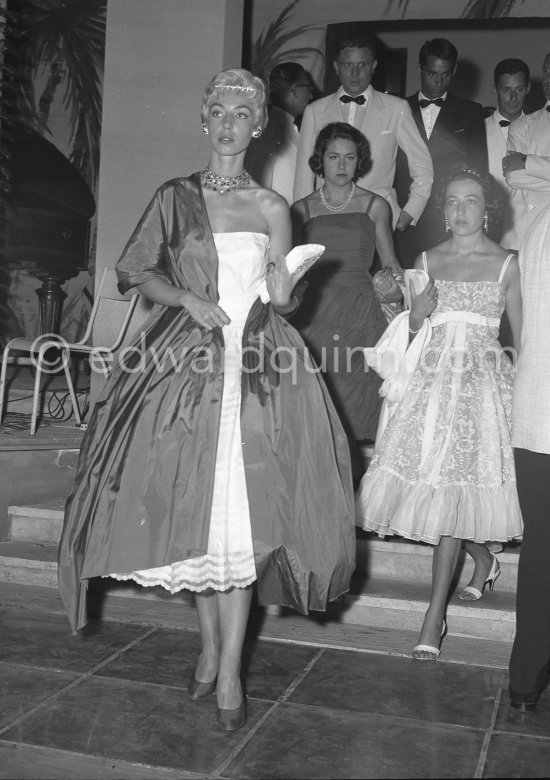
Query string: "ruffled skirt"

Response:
xmin=355 ymin=329 xmax=523 ymax=544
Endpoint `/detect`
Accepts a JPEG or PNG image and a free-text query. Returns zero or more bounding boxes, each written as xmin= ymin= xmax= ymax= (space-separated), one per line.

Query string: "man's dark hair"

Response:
xmin=419 ymin=38 xmax=458 ymax=71
xmin=269 ymin=62 xmax=306 ymax=103
xmin=493 ymin=58 xmax=530 ymax=86
xmin=336 ymin=33 xmax=377 ymax=60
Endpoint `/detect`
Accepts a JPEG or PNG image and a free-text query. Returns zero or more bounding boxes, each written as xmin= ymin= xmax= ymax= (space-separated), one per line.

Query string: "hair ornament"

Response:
xmin=212 ymin=84 xmax=255 ymax=92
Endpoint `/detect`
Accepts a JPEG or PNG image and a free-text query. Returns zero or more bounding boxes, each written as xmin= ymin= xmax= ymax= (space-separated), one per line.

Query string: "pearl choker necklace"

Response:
xmin=200 ymin=167 xmax=251 ymax=194
xmin=320 ymin=182 xmax=356 ymax=212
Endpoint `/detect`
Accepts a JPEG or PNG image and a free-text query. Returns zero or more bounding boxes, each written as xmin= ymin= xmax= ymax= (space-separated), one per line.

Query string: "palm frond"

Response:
xmin=382 ymin=0 xmax=411 ymax=18
xmin=461 ymin=0 xmax=525 ymax=18
xmin=10 ymin=0 xmax=106 ymax=185
xmin=251 ymin=0 xmax=324 ymax=81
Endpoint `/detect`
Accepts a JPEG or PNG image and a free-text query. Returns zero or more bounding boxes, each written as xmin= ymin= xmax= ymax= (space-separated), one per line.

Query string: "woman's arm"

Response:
xmin=370 ymin=195 xmax=401 ymax=269
xmin=290 ymin=198 xmax=308 ymax=246
xmin=262 ymin=191 xmax=298 ymax=314
xmin=136 ymin=278 xmax=230 ymax=330
xmin=503 ymin=254 xmax=523 ymax=355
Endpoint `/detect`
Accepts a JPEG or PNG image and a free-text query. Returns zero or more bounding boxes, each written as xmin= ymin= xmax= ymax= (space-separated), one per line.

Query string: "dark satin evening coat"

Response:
xmin=58 ymin=174 xmax=356 ymax=632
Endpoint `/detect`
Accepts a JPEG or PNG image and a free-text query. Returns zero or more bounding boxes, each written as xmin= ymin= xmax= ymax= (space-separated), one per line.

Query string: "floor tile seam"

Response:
xmin=0 ymin=626 xmax=158 ymax=737
xmin=0 ymin=659 xmax=81 ymax=677
xmin=244 ymin=633 xmax=511 ymax=669
xmin=212 ymin=649 xmax=326 ymax=778
xmin=210 ymin=699 xmax=281 ymax=778
xmin=474 ymin=682 xmax=506 ymax=778
xmin=0 ymin=738 xmax=207 ymax=779
xmin=277 ymin=647 xmax=326 ymax=703
xmin=92 ymin=673 xmax=276 ymax=702
xmin=491 ymin=727 xmax=550 ymax=741
xmin=278 ymin=698 xmax=491 ymax=733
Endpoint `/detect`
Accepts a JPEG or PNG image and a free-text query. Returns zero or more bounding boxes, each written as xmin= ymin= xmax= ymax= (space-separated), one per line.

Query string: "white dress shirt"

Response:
xmin=337 ymin=85 xmax=371 ymax=127
xmin=419 ymin=91 xmax=447 ymax=139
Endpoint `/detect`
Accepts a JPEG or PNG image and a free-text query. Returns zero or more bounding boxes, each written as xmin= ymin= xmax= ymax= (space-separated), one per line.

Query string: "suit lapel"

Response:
xmin=432 ymin=93 xmax=460 ymax=134
xmin=363 ymin=90 xmax=384 ymax=136
xmin=408 ymin=94 xmax=428 ymax=143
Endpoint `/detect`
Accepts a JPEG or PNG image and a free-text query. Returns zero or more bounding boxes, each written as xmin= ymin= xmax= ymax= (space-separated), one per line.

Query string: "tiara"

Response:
xmin=212 ymin=84 xmax=255 ymax=92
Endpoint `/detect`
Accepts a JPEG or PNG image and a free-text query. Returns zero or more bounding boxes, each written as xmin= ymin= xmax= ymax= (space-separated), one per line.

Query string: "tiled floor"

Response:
xmin=1 ymin=606 xmax=549 ymax=779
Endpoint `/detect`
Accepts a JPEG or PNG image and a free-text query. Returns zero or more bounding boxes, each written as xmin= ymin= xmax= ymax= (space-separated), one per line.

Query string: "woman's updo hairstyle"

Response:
xmin=437 ymin=163 xmax=503 ymax=229
xmin=201 ymin=68 xmax=268 ymax=129
xmin=308 ymin=122 xmax=371 ymax=180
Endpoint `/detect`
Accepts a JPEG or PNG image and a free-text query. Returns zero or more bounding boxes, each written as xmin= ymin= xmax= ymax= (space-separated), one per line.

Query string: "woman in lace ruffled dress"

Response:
xmin=59 ymin=69 xmax=356 ymax=731
xmin=355 ymin=165 xmax=523 ymax=660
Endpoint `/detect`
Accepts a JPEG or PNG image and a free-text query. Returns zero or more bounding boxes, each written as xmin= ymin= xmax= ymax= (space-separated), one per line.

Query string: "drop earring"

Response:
xmin=445 ymin=216 xmax=450 ymax=232
xmin=201 ymin=122 xmax=209 ymax=135
xmin=252 ymin=128 xmax=262 ymax=139
xmin=483 ymin=212 xmax=489 ymax=232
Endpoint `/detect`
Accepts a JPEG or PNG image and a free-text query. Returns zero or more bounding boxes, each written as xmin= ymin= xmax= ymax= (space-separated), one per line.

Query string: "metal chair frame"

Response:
xmin=0 ymin=267 xmax=139 ymax=435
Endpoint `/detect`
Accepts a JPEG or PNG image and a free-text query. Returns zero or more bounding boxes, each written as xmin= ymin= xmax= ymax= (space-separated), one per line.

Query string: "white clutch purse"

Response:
xmin=257 ymin=243 xmax=325 ymax=304
xmin=403 ymin=269 xmax=430 ymax=309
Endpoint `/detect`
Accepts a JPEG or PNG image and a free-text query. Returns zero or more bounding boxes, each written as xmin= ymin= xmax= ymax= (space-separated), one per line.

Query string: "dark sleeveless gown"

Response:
xmin=292 ymin=199 xmax=387 ymax=441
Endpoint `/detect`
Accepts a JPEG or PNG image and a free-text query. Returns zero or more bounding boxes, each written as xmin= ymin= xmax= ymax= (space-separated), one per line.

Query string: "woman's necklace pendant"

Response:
xmin=200 ymin=167 xmax=251 ymax=194
xmin=320 ymin=182 xmax=356 ymax=212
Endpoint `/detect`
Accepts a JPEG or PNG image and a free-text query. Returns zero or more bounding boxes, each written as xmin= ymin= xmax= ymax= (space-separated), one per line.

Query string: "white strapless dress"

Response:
xmin=110 ymin=232 xmax=269 ymax=591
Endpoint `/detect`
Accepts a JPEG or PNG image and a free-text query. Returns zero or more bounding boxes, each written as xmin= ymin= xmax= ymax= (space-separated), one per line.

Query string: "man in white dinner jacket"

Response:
xmin=503 ymin=51 xmax=550 ymax=249
xmin=486 ymin=59 xmax=530 ymax=249
xmin=293 ymin=33 xmax=433 ymax=230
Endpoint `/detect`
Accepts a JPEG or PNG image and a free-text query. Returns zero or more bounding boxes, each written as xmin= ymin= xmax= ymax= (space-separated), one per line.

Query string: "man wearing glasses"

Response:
xmin=245 ymin=62 xmax=313 ymax=205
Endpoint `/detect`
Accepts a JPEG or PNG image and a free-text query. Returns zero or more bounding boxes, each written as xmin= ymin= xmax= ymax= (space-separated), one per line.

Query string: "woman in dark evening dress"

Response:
xmin=291 ymin=123 xmax=402 ymax=465
xmin=58 ymin=70 xmax=356 ymax=732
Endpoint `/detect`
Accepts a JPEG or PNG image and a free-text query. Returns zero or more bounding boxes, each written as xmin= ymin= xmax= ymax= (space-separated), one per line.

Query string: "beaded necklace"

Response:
xmin=319 ymin=182 xmax=356 ymax=212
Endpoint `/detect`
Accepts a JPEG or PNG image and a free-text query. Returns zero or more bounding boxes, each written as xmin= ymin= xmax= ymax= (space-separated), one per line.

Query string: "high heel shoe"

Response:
xmin=188 ymin=672 xmax=217 ymax=701
xmin=459 ymin=553 xmax=501 ymax=601
xmin=412 ymin=620 xmax=447 ymax=662
xmin=216 ymin=697 xmax=247 ymax=731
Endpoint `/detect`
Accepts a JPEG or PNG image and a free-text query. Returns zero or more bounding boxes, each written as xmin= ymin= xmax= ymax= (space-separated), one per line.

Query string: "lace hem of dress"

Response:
xmin=107 ymin=552 xmax=257 ymax=594
xmin=355 ymin=467 xmax=523 ymax=545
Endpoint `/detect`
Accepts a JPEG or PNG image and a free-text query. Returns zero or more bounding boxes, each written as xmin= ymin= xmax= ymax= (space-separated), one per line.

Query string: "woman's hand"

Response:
xmin=181 ymin=291 xmax=230 ymax=330
xmin=409 ymin=277 xmax=438 ymax=331
xmin=266 ymin=253 xmax=297 ymax=309
xmin=373 ymin=267 xmax=403 ymax=303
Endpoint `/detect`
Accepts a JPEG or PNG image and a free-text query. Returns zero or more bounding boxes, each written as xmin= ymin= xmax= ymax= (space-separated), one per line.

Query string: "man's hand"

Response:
xmin=395 ymin=209 xmax=413 ymax=231
xmin=503 ymin=152 xmax=527 ymax=176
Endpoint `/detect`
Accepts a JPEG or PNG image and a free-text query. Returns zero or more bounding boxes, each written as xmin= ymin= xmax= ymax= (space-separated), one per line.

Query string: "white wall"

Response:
xmin=91 ymin=0 xmax=244 ymax=396
xmin=248 ymin=0 xmax=550 ymax=100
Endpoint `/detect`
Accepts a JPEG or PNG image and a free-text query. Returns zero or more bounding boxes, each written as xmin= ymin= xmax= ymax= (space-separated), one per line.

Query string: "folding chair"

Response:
xmin=0 ymin=267 xmax=139 ymax=435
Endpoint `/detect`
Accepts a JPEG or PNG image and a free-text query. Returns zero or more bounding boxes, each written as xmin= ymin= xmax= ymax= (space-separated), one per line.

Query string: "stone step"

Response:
xmin=0 ymin=541 xmax=196 ymax=606
xmin=0 ymin=582 xmax=515 ymax=669
xmin=0 ymin=540 xmax=59 ymax=587
xmin=8 ymin=504 xmax=520 ymax=592
xmin=333 ymin=576 xmax=516 ymax=642
xmin=356 ymin=536 xmax=520 ymax=592
xmin=9 ymin=501 xmax=66 ymax=543
xmin=0 ymin=540 xmax=515 ymax=641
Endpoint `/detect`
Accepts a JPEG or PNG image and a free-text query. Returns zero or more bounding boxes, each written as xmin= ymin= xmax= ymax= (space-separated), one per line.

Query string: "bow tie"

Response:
xmin=499 ymin=119 xmax=510 ymax=127
xmin=546 ymin=105 xmax=550 ymax=111
xmin=340 ymin=94 xmax=366 ymax=105
xmin=419 ymin=97 xmax=444 ymax=109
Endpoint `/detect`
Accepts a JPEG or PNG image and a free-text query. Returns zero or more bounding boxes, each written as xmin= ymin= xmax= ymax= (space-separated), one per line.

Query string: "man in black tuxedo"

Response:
xmin=395 ymin=38 xmax=488 ymax=267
